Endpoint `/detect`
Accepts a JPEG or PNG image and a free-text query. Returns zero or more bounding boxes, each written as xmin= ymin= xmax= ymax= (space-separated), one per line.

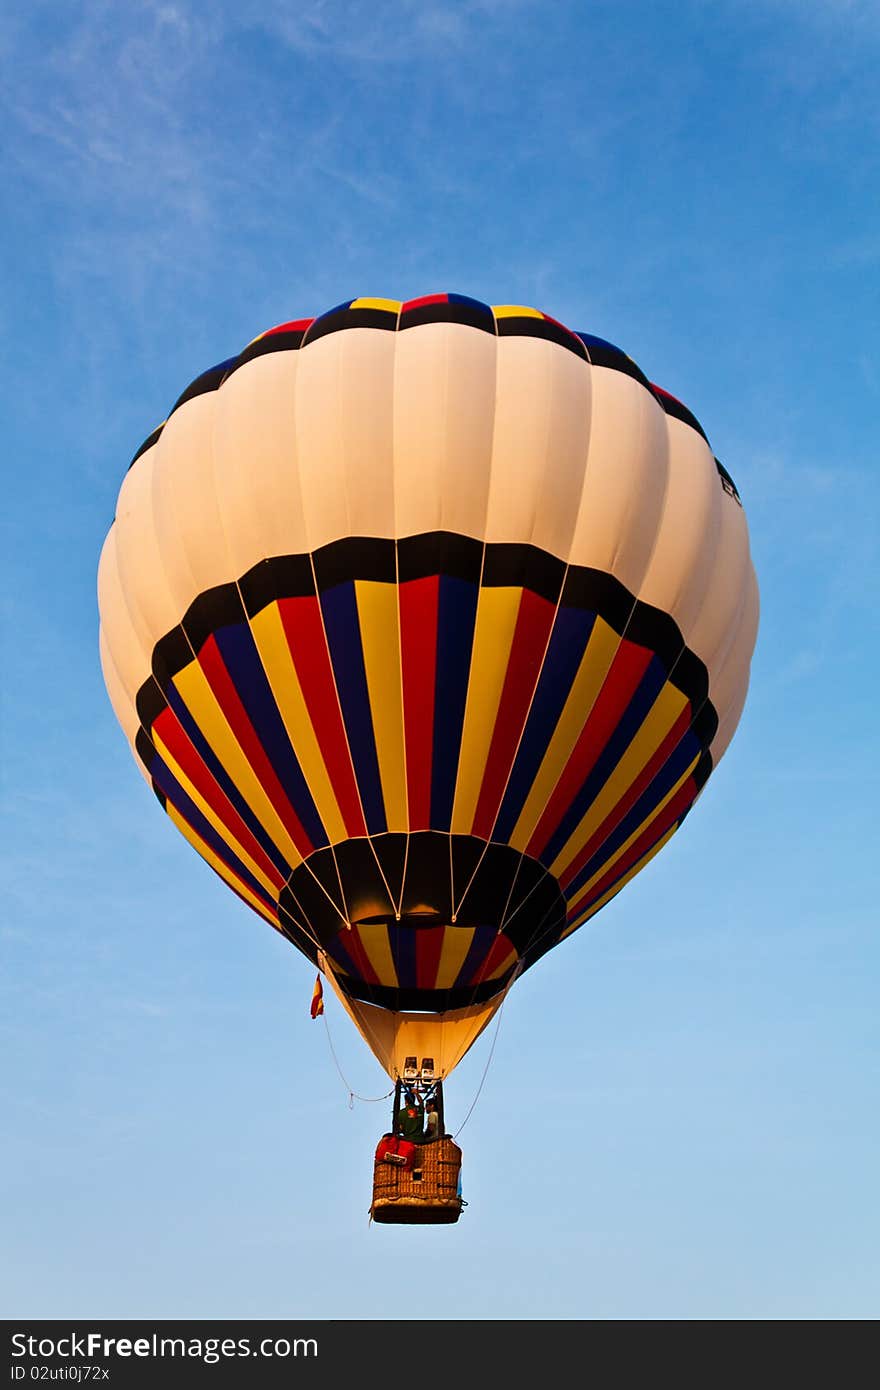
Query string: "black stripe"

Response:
xmin=335 ymin=976 xmax=515 ymax=1012
xmin=715 ymin=458 xmax=742 ymax=505
xmin=240 ymin=555 xmax=315 ymax=614
xmin=560 ymin=566 xmax=633 ymax=631
xmin=181 ymin=582 xmax=245 ymax=654
xmin=653 ymin=389 xmax=709 ymax=443
xmin=625 ymin=601 xmax=684 ymax=672
xmin=690 ymin=700 xmax=719 ymax=748
xmin=370 ymin=833 xmax=409 ymax=907
xmin=692 ymin=750 xmax=713 ymax=793
xmin=398 ymin=301 xmax=496 ymax=335
xmin=398 ymin=833 xmax=454 ymax=922
xmin=397 ymin=531 xmax=483 ymax=584
xmin=135 ymin=726 xmax=157 ymax=773
xmin=313 ymin=535 xmax=397 ymax=590
xmin=501 ymin=857 xmax=567 ymax=955
xmin=151 ymin=626 xmax=192 ymax=689
xmin=228 ymin=328 xmax=309 ymax=375
xmin=328 ymin=838 xmax=396 ymax=922
xmin=669 ymin=645 xmax=710 ymax=710
xmin=281 ymin=866 xmax=348 ymax=948
xmin=496 ymin=315 xmax=588 ymax=360
xmin=576 ymin=334 xmax=652 ymax=389
xmin=482 ymin=543 xmax=565 ymax=603
xmin=128 ymin=423 xmax=164 ymax=470
xmin=169 ymin=360 xmax=235 ymax=417
xmin=520 ymin=918 xmax=570 ymax=972
xmin=450 ymin=840 xmax=521 ymax=926
xmin=303 ymin=307 xmax=397 ymax=345
xmin=276 ymin=903 xmax=320 ymax=965
xmin=136 ymin=680 xmax=167 ymax=734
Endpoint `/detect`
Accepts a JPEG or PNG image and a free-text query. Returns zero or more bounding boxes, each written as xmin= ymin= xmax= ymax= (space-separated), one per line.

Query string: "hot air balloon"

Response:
xmin=98 ymin=294 xmax=758 ymax=1223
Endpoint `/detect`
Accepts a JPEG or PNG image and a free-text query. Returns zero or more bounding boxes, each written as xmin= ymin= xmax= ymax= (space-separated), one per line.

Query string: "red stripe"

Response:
xmin=197 ymin=635 xmax=314 ymax=858
xmin=526 ymin=639 xmax=653 ymax=859
xmin=400 ymin=576 xmax=439 ymax=831
xmin=153 ymin=707 xmax=285 ymax=891
xmin=401 ymin=294 xmax=448 ymax=312
xmin=343 ymin=926 xmax=382 ymax=987
xmin=558 ymin=704 xmax=692 ymax=892
xmin=415 ymin=926 xmax=448 ymax=992
xmin=565 ymin=777 xmax=699 ymax=922
xmin=278 ymin=596 xmax=367 ymax=837
xmin=540 ymin=310 xmax=582 ymax=344
xmin=471 ymin=590 xmax=555 ymax=839
xmin=468 ymin=934 xmax=516 ymax=987
xmin=264 ymin=318 xmax=314 ymax=336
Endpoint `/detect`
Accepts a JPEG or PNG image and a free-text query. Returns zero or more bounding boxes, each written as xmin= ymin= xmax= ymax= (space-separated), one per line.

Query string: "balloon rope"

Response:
xmin=322 ymin=1012 xmax=394 ymax=1109
xmin=453 ymin=964 xmax=521 ymax=1140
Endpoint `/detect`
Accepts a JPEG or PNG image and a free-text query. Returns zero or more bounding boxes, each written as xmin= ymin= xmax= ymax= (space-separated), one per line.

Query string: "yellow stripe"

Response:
xmin=172 ymin=658 xmax=304 ymax=871
xmin=451 ymin=587 xmax=522 ymax=834
xmin=351 ymin=297 xmax=401 ymax=314
xmin=167 ymin=803 xmax=278 ymax=926
xmin=356 ymin=580 xmax=408 ymax=832
xmin=549 ymin=681 xmax=689 ymax=878
xmin=492 ymin=304 xmax=544 ymax=319
xmin=249 ymin=603 xmax=346 ymax=844
xmin=353 ymin=924 xmax=399 ymax=989
xmin=561 ymin=826 xmax=678 ymax=938
xmin=434 ymin=926 xmax=477 ymax=990
xmin=558 ymin=757 xmax=698 ymax=898
xmin=152 ymin=730 xmax=278 ymax=899
xmin=509 ymin=616 xmax=621 ymax=851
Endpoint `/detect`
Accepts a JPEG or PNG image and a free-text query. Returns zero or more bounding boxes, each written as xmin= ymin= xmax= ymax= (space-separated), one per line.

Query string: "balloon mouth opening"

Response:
xmin=283 ymin=832 xmax=567 ymax=1012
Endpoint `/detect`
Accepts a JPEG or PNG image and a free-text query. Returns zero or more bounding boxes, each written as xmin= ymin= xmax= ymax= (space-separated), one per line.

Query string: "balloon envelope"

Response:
xmin=98 ymin=295 xmax=758 ymax=1078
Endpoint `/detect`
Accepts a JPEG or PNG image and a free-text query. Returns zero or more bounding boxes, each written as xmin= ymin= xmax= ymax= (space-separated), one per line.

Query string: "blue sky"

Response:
xmin=2 ymin=0 xmax=878 ymax=1320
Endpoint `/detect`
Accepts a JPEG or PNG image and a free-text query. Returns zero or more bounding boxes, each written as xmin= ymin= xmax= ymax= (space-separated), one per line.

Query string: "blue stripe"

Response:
xmin=322 ymin=934 xmax=360 ymax=979
xmin=162 ymin=681 xmax=292 ymax=879
xmin=448 ymin=292 xmax=492 ymax=311
xmin=213 ymin=623 xmax=327 ymax=850
xmin=431 ymin=575 xmax=479 ymax=829
xmin=541 ymin=655 xmax=671 ymax=868
xmin=151 ymin=755 xmax=275 ymax=910
xmin=387 ymin=922 xmax=417 ymax=990
xmin=576 ymin=332 xmax=625 ymax=355
xmin=563 ymin=728 xmax=701 ymax=901
xmin=493 ymin=607 xmax=596 ymax=843
xmin=321 ymin=582 xmax=387 ymax=834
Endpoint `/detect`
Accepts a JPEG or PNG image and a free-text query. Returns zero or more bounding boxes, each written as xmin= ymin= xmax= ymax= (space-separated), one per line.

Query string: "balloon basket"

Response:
xmin=371 ymin=1135 xmax=464 ymax=1225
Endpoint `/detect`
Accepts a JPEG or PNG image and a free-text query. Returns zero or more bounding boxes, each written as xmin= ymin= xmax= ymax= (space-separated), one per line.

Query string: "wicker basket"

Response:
xmin=371 ymin=1135 xmax=464 ymax=1225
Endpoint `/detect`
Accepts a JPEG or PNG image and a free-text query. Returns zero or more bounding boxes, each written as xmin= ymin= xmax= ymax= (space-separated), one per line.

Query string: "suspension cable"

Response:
xmin=453 ymin=964 xmax=521 ymax=1139
xmin=322 ymin=1012 xmax=394 ymax=1109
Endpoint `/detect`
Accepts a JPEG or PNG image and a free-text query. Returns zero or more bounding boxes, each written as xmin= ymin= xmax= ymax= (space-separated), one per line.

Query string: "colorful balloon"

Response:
xmin=98 ymin=295 xmax=758 ymax=1079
